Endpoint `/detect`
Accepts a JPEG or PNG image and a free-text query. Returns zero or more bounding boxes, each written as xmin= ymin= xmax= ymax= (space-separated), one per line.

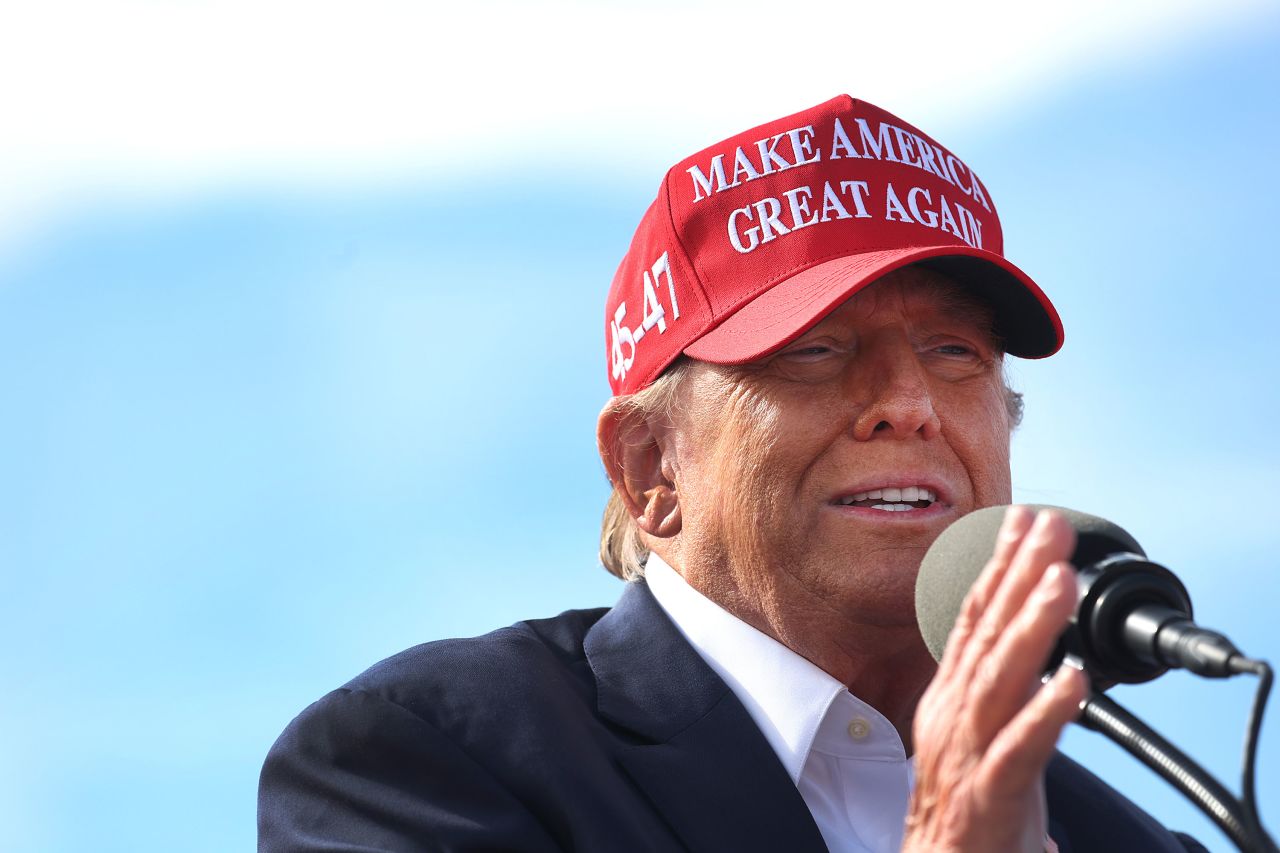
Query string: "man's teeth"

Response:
xmin=836 ymin=486 xmax=938 ymax=510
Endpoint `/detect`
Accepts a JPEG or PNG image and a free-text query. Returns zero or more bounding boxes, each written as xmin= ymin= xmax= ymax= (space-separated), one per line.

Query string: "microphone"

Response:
xmin=915 ymin=505 xmax=1246 ymax=685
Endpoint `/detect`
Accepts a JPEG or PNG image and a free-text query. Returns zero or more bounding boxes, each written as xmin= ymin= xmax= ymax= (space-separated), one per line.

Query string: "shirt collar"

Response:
xmin=645 ymin=553 xmax=908 ymax=784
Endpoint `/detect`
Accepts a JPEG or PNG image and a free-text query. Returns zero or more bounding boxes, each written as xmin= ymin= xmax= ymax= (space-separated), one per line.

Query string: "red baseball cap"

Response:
xmin=605 ymin=95 xmax=1063 ymax=395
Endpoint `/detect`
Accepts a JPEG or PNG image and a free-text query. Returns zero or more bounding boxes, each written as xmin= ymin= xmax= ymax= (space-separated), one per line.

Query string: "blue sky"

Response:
xmin=2 ymin=3 xmax=1278 ymax=851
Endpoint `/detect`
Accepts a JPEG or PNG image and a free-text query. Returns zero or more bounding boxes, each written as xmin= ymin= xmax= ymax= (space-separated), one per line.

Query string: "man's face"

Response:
xmin=662 ymin=267 xmax=1013 ymax=632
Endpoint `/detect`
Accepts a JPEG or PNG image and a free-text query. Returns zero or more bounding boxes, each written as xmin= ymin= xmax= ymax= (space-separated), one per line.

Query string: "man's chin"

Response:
xmin=805 ymin=557 xmax=925 ymax=627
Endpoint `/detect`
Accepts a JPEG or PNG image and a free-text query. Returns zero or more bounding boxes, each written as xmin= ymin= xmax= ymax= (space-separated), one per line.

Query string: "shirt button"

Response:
xmin=847 ymin=717 xmax=871 ymax=741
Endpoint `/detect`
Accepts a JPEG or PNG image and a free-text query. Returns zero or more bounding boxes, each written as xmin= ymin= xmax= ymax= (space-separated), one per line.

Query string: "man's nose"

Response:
xmin=848 ymin=337 xmax=942 ymax=441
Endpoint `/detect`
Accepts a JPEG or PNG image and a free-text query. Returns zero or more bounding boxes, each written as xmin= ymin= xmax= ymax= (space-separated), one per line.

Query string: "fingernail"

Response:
xmin=1052 ymin=663 xmax=1087 ymax=707
xmin=1001 ymin=505 xmax=1024 ymax=527
xmin=1034 ymin=562 xmax=1064 ymax=601
xmin=1030 ymin=510 xmax=1056 ymax=542
xmin=1048 ymin=561 xmax=1078 ymax=599
xmin=999 ymin=505 xmax=1030 ymax=540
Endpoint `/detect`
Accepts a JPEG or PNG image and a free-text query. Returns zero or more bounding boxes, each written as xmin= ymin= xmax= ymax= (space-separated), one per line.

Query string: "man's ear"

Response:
xmin=596 ymin=400 xmax=682 ymax=539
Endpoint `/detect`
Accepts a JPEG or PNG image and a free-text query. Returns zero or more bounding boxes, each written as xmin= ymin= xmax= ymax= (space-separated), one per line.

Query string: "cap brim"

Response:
xmin=683 ymin=245 xmax=1063 ymax=364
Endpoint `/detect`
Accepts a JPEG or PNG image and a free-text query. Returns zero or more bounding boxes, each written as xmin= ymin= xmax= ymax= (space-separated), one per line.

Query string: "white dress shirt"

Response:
xmin=644 ymin=553 xmax=915 ymax=853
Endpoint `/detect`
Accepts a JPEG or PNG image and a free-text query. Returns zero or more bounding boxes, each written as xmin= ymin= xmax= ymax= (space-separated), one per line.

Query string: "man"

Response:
xmin=259 ymin=96 xmax=1206 ymax=852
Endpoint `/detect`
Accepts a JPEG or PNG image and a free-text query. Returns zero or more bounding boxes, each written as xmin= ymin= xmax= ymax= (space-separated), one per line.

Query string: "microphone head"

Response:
xmin=914 ymin=504 xmax=1145 ymax=662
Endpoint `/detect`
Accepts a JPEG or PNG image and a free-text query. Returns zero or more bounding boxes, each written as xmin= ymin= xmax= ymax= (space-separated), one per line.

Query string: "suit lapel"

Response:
xmin=585 ymin=581 xmax=829 ymax=853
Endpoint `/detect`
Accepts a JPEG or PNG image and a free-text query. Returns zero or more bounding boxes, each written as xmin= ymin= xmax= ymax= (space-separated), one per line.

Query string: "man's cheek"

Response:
xmin=974 ymin=437 xmax=1013 ymax=504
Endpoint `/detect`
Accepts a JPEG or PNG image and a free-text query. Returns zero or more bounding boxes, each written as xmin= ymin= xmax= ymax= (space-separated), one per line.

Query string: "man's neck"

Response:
xmin=654 ymin=546 xmax=937 ymax=753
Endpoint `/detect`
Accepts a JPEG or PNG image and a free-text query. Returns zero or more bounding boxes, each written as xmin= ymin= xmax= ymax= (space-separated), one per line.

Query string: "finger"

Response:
xmin=983 ymin=511 xmax=1075 ymax=637
xmin=953 ymin=511 xmax=1075 ymax=681
xmin=976 ymin=663 xmax=1088 ymax=798
xmin=990 ymin=505 xmax=1039 ymax=575
xmin=969 ymin=560 xmax=1077 ymax=736
xmin=941 ymin=505 xmax=1036 ymax=665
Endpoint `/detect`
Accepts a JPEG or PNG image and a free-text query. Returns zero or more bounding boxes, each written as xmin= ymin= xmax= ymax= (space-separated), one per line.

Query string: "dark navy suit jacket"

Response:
xmin=259 ymin=580 xmax=1207 ymax=852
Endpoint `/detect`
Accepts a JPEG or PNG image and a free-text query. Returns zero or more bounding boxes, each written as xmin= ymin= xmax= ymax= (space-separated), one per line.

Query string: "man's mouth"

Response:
xmin=834 ymin=486 xmax=939 ymax=512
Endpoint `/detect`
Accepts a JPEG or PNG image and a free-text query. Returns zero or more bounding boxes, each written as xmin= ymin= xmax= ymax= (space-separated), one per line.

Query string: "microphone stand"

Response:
xmin=1079 ymin=691 xmax=1277 ymax=853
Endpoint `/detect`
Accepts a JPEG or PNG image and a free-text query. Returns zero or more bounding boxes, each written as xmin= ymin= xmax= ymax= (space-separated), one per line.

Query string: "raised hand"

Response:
xmin=904 ymin=507 xmax=1088 ymax=852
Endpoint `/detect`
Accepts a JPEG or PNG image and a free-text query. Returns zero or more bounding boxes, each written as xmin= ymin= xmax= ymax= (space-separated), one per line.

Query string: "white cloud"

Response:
xmin=0 ymin=0 xmax=1270 ymax=254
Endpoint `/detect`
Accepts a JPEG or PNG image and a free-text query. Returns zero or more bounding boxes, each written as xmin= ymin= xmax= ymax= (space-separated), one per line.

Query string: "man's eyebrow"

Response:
xmin=916 ymin=286 xmax=1001 ymax=347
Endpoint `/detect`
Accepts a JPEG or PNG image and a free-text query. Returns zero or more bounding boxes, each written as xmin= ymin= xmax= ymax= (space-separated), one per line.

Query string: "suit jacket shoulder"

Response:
xmin=259 ymin=604 xmax=635 ymax=852
xmin=341 ymin=605 xmax=611 ymax=737
xmin=1046 ymin=752 xmax=1209 ymax=853
xmin=260 ymin=581 xmax=1205 ymax=853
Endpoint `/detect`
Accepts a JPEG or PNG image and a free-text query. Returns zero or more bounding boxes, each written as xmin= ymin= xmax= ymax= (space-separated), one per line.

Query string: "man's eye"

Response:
xmin=778 ymin=344 xmax=842 ymax=363
xmin=934 ymin=344 xmax=973 ymax=356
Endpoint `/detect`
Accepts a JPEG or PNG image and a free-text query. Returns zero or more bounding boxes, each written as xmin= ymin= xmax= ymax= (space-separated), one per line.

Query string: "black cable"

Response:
xmin=1079 ymin=691 xmax=1258 ymax=849
xmin=1231 ymin=657 xmax=1275 ymax=851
